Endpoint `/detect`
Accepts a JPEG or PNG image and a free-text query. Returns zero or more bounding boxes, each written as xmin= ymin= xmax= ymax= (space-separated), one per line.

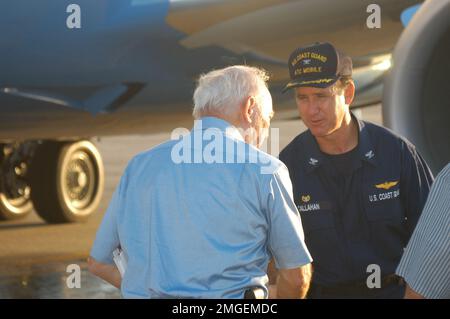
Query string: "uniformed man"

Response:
xmin=279 ymin=42 xmax=434 ymax=298
xmin=88 ymin=65 xmax=312 ymax=299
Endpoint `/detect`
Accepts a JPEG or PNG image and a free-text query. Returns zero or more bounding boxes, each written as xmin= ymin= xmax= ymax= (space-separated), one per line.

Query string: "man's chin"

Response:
xmin=309 ymin=128 xmax=335 ymax=139
xmin=309 ymin=129 xmax=326 ymax=137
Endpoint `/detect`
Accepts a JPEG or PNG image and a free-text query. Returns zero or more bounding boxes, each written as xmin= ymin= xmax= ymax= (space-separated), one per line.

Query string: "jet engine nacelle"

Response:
xmin=383 ymin=0 xmax=450 ymax=174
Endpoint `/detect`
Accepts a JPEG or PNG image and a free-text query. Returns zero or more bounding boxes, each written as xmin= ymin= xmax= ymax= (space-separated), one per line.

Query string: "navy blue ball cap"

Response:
xmin=283 ymin=42 xmax=352 ymax=92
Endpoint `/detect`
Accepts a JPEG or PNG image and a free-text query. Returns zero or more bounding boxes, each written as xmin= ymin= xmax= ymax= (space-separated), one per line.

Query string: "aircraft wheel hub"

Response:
xmin=64 ymin=151 xmax=96 ymax=210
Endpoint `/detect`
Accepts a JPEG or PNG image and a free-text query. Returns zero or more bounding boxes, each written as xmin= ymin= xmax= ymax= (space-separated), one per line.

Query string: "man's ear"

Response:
xmin=241 ymin=96 xmax=256 ymax=124
xmin=344 ymin=81 xmax=355 ymax=105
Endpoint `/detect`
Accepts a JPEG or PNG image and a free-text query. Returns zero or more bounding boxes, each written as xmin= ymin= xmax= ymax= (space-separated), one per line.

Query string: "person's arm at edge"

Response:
xmin=265 ymin=164 xmax=313 ymax=299
xmin=397 ymin=165 xmax=450 ymax=299
xmin=404 ymin=283 xmax=425 ymax=299
xmin=276 ymin=263 xmax=312 ymax=299
xmin=89 ymin=158 xmax=134 ymax=289
xmin=87 ymin=256 xmax=122 ymax=289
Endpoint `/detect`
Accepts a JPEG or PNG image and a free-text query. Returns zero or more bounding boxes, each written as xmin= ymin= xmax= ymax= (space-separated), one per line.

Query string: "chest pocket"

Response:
xmin=364 ymin=179 xmax=403 ymax=222
xmin=297 ymin=200 xmax=335 ymax=233
xmin=292 ymin=171 xmax=336 ymax=233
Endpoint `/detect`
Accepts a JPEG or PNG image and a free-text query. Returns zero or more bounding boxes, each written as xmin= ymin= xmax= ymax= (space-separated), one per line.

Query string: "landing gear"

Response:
xmin=0 ymin=139 xmax=104 ymax=223
xmin=0 ymin=143 xmax=34 ymax=220
xmin=29 ymin=140 xmax=104 ymax=223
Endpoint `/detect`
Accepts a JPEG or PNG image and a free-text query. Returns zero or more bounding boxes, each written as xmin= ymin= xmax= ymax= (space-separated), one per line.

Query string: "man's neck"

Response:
xmin=315 ymin=113 xmax=358 ymax=155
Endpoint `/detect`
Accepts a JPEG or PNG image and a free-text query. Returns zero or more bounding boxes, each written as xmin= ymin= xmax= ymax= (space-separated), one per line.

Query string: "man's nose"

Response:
xmin=305 ymin=98 xmax=320 ymax=116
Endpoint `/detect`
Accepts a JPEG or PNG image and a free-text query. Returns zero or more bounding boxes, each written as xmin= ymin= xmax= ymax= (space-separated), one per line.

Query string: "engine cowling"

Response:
xmin=383 ymin=0 xmax=450 ymax=174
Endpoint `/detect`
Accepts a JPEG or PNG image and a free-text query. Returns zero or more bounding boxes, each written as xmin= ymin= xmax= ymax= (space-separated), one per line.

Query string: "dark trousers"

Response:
xmin=307 ymin=277 xmax=406 ymax=299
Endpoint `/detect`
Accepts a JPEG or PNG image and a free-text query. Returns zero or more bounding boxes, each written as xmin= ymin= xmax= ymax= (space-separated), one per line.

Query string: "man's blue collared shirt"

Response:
xmin=91 ymin=117 xmax=312 ymax=298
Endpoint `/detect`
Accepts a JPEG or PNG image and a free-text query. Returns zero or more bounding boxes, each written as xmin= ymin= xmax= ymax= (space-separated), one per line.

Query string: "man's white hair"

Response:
xmin=192 ymin=65 xmax=270 ymax=119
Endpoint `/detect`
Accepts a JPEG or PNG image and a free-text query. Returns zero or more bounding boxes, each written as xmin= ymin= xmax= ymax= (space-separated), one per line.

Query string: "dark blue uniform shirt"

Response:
xmin=279 ymin=115 xmax=434 ymax=288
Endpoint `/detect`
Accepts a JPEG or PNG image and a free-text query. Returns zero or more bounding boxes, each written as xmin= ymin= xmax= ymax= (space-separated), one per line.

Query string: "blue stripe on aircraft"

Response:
xmin=401 ymin=4 xmax=422 ymax=27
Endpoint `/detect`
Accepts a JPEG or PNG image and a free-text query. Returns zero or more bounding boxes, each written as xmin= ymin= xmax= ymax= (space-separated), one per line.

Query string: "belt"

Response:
xmin=313 ymin=274 xmax=404 ymax=296
xmin=244 ymin=287 xmax=266 ymax=299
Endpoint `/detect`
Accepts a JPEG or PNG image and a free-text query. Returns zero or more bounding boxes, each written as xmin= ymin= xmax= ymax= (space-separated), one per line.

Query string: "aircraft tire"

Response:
xmin=0 ymin=192 xmax=33 ymax=221
xmin=0 ymin=144 xmax=33 ymax=220
xmin=29 ymin=140 xmax=104 ymax=224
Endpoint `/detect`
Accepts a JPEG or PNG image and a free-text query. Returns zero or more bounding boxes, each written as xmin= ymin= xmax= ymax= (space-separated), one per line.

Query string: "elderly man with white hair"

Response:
xmin=88 ymin=65 xmax=312 ymax=299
